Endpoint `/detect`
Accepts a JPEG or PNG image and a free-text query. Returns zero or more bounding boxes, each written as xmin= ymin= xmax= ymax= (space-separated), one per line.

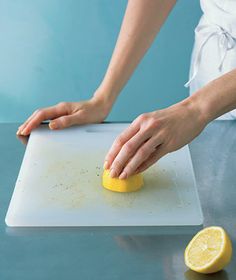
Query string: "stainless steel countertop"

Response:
xmin=0 ymin=122 xmax=235 ymax=280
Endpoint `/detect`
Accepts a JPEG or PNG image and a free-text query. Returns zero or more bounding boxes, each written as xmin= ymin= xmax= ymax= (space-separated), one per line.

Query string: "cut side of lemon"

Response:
xmin=185 ymin=226 xmax=232 ymax=274
xmin=102 ymin=169 xmax=143 ymax=193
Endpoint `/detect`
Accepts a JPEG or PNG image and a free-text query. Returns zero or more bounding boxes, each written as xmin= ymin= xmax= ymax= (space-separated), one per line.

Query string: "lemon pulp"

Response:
xmin=184 ymin=226 xmax=232 ymax=274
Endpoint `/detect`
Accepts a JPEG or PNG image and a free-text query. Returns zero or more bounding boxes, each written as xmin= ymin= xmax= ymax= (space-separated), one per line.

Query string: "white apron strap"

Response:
xmin=185 ymin=25 xmax=236 ymax=88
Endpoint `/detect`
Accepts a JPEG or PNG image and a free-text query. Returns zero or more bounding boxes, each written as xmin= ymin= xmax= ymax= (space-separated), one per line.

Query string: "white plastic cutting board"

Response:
xmin=5 ymin=123 xmax=203 ymax=227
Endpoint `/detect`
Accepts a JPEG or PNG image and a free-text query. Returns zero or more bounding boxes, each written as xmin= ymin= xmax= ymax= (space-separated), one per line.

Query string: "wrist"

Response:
xmin=92 ymin=86 xmax=116 ymax=115
xmin=180 ymin=93 xmax=210 ymax=127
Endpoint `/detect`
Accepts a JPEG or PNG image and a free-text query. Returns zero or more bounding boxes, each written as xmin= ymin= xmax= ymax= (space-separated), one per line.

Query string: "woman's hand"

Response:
xmin=17 ymin=94 xmax=112 ymax=136
xmin=104 ymin=99 xmax=208 ymax=179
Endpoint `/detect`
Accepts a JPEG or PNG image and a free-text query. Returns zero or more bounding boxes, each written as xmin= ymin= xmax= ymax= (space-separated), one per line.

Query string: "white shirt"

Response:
xmin=186 ymin=0 xmax=236 ymax=120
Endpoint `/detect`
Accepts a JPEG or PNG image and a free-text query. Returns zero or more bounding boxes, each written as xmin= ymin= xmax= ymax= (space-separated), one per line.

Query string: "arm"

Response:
xmin=96 ymin=0 xmax=177 ymax=106
xmin=190 ymin=68 xmax=236 ymax=122
xmin=105 ymin=69 xmax=236 ymax=179
xmin=17 ymin=0 xmax=176 ymax=136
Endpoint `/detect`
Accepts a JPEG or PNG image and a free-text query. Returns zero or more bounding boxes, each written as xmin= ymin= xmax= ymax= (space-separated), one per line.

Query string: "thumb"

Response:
xmin=136 ymin=145 xmax=167 ymax=173
xmin=49 ymin=111 xmax=86 ymax=129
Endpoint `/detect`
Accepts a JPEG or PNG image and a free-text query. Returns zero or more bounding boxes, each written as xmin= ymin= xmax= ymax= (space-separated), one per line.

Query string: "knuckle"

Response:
xmin=112 ymin=159 xmax=122 ymax=170
xmin=59 ymin=117 xmax=68 ymax=127
xmin=35 ymin=109 xmax=44 ymax=118
xmin=58 ymin=102 xmax=68 ymax=109
xmin=138 ymin=113 xmax=148 ymax=122
xmin=157 ymin=132 xmax=165 ymax=142
xmin=105 ymin=152 xmax=113 ymax=163
xmin=146 ymin=117 xmax=159 ymax=130
xmin=138 ymin=147 xmax=148 ymax=158
xmin=114 ymin=137 xmax=124 ymax=148
xmin=105 ymin=155 xmax=112 ymax=164
xmin=123 ymin=142 xmax=133 ymax=154
xmin=107 ymin=148 xmax=115 ymax=159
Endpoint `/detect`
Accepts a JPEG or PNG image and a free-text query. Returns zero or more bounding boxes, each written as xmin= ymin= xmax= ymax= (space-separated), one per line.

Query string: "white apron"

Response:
xmin=186 ymin=0 xmax=236 ymax=120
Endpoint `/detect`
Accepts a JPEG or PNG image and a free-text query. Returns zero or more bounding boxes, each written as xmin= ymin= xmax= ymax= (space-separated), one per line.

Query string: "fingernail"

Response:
xmin=103 ymin=161 xmax=109 ymax=170
xmin=21 ymin=128 xmax=27 ymax=136
xmin=119 ymin=171 xmax=127 ymax=180
xmin=16 ymin=129 xmax=20 ymax=136
xmin=49 ymin=121 xmax=58 ymax=129
xmin=109 ymin=168 xmax=117 ymax=178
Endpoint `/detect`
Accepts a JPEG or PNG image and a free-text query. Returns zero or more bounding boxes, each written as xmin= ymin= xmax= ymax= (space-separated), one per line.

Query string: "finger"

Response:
xmin=19 ymin=105 xmax=68 ymax=136
xmin=136 ymin=145 xmax=167 ymax=173
xmin=17 ymin=110 xmax=39 ymax=135
xmin=49 ymin=111 xmax=85 ymax=129
xmin=104 ymin=122 xmax=140 ymax=170
xmin=119 ymin=136 xmax=163 ymax=179
xmin=16 ymin=134 xmax=29 ymax=146
xmin=109 ymin=131 xmax=151 ymax=178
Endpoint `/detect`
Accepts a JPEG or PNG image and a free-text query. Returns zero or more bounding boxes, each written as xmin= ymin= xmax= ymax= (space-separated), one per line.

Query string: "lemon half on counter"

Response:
xmin=102 ymin=169 xmax=143 ymax=193
xmin=185 ymin=226 xmax=232 ymax=274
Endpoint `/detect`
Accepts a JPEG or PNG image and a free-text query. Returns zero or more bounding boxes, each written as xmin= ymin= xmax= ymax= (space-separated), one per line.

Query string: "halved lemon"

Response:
xmin=185 ymin=226 xmax=232 ymax=274
xmin=102 ymin=169 xmax=143 ymax=193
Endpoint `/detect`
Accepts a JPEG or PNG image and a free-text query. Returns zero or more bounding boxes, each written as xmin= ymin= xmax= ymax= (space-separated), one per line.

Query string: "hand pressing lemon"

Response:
xmin=102 ymin=169 xmax=143 ymax=193
xmin=185 ymin=226 xmax=232 ymax=274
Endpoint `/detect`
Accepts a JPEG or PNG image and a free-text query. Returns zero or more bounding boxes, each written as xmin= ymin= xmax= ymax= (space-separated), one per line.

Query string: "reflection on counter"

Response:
xmin=185 ymin=270 xmax=229 ymax=280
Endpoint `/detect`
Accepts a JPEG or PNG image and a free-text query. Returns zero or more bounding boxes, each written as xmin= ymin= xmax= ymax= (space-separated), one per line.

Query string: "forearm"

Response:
xmin=95 ymin=0 xmax=176 ymax=106
xmin=183 ymin=69 xmax=236 ymax=123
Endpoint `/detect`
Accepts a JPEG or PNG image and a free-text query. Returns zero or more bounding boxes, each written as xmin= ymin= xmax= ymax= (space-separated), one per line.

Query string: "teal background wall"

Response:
xmin=0 ymin=0 xmax=202 ymax=122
